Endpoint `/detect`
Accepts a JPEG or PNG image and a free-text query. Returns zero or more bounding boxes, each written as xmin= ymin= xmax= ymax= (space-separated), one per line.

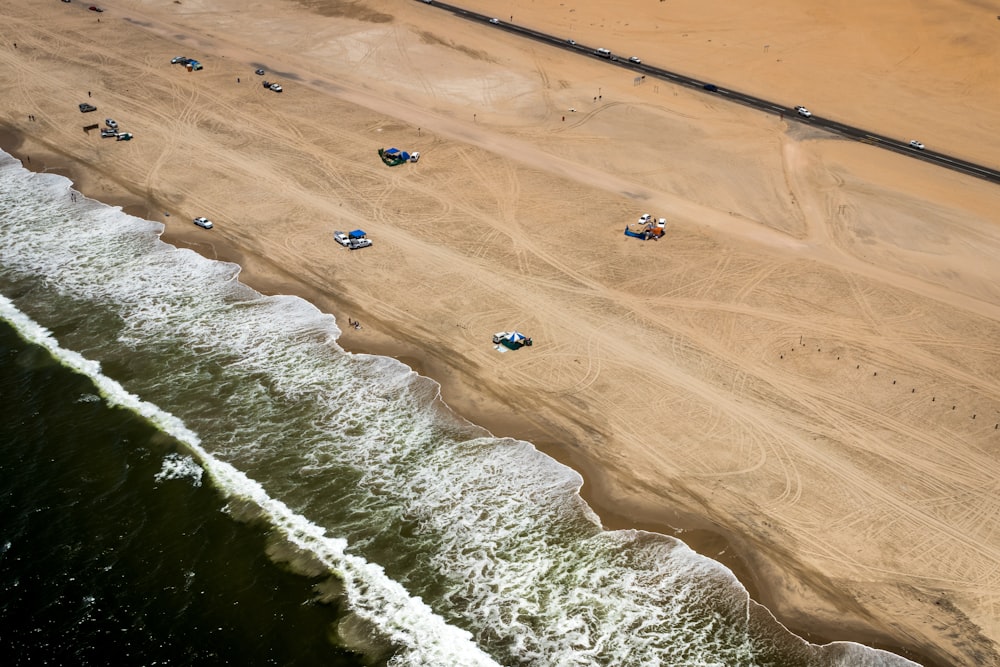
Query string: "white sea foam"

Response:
xmin=155 ymin=453 xmax=204 ymax=486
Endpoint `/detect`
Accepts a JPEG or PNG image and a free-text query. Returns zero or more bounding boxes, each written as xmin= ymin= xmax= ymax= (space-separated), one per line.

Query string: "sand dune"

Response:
xmin=2 ymin=0 xmax=1000 ymax=664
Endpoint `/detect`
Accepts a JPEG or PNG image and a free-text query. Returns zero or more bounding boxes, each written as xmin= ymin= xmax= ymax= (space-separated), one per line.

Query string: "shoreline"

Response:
xmin=0 ymin=129 xmax=941 ymax=667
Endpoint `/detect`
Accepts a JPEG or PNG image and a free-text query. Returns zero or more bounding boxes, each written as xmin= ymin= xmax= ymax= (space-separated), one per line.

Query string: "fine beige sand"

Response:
xmin=3 ymin=0 xmax=1000 ymax=664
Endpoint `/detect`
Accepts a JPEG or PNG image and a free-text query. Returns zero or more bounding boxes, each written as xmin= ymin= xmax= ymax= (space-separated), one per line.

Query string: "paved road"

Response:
xmin=422 ymin=2 xmax=1000 ymax=186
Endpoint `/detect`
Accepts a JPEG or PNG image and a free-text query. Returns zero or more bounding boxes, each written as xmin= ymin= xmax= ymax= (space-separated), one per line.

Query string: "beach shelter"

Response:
xmin=385 ymin=148 xmax=412 ymax=160
xmin=348 ymin=229 xmax=366 ymax=239
xmin=378 ymin=147 xmax=408 ymax=166
xmin=499 ymin=331 xmax=533 ymax=350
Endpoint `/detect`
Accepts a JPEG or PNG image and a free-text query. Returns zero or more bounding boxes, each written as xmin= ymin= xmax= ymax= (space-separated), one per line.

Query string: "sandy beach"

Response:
xmin=2 ymin=0 xmax=1000 ymax=664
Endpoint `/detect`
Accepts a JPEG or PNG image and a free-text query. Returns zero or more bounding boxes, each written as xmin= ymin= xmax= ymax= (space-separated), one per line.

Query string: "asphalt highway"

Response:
xmin=422 ymin=1 xmax=1000 ymax=186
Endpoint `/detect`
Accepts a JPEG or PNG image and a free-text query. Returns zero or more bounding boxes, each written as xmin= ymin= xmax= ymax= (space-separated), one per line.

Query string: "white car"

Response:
xmin=105 ymin=118 xmax=118 ymax=129
xmin=489 ymin=18 xmax=500 ymax=24
xmin=269 ymin=83 xmax=283 ymax=92
xmin=629 ymin=56 xmax=641 ymax=64
xmin=492 ymin=332 xmax=511 ymax=344
xmin=349 ymin=237 xmax=372 ymax=250
xmin=193 ymin=217 xmax=213 ymax=229
xmin=909 ymin=139 xmax=925 ymax=150
xmin=334 ymin=231 xmax=350 ymax=247
xmin=794 ymin=105 xmax=812 ymax=118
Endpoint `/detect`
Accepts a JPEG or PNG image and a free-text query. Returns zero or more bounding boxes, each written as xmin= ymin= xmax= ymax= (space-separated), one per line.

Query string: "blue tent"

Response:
xmin=349 ymin=229 xmax=366 ymax=239
xmin=499 ymin=331 xmax=532 ymax=350
xmin=385 ymin=148 xmax=400 ymax=155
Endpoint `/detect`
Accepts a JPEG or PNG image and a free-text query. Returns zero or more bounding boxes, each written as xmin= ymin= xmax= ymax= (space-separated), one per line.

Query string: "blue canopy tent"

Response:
xmin=348 ymin=230 xmax=366 ymax=239
xmin=379 ymin=147 xmax=412 ymax=166
xmin=500 ymin=331 xmax=533 ymax=350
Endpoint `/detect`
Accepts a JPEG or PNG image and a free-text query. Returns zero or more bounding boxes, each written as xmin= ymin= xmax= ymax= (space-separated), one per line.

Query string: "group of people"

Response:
xmin=347 ymin=317 xmax=361 ymax=330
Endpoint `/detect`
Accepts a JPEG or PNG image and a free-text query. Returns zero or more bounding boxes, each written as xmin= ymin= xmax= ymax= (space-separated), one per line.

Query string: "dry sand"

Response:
xmin=2 ymin=0 xmax=1000 ymax=664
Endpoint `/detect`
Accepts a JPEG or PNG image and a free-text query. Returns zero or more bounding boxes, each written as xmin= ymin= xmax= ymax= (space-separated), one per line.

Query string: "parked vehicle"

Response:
xmin=193 ymin=217 xmax=213 ymax=229
xmin=115 ymin=132 xmax=133 ymax=141
xmin=89 ymin=5 xmax=104 ymax=12
xmin=334 ymin=231 xmax=350 ymax=247
xmin=79 ymin=103 xmax=97 ymax=113
xmin=100 ymin=128 xmax=117 ymax=138
xmin=269 ymin=83 xmax=283 ymax=93
xmin=171 ymin=56 xmax=189 ymax=64
xmin=105 ymin=118 xmax=118 ymax=129
xmin=255 ymin=68 xmax=265 ymax=75
xmin=347 ymin=229 xmax=372 ymax=250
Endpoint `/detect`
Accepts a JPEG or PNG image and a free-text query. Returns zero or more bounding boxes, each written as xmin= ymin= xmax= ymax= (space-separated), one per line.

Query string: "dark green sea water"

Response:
xmin=0 ymin=322 xmax=364 ymax=666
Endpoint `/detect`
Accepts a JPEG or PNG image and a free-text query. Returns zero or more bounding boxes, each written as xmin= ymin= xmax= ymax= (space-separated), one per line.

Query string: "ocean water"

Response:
xmin=0 ymin=151 xmax=919 ymax=666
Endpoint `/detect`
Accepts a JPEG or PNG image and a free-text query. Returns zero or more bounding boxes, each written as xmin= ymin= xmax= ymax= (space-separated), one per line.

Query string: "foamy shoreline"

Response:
xmin=2 ymin=0 xmax=999 ymax=664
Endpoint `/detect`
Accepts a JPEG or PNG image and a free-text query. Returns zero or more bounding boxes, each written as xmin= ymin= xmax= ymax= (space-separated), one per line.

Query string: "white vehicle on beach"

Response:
xmin=193 ymin=217 xmax=213 ymax=229
xmin=334 ymin=231 xmax=350 ymax=247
